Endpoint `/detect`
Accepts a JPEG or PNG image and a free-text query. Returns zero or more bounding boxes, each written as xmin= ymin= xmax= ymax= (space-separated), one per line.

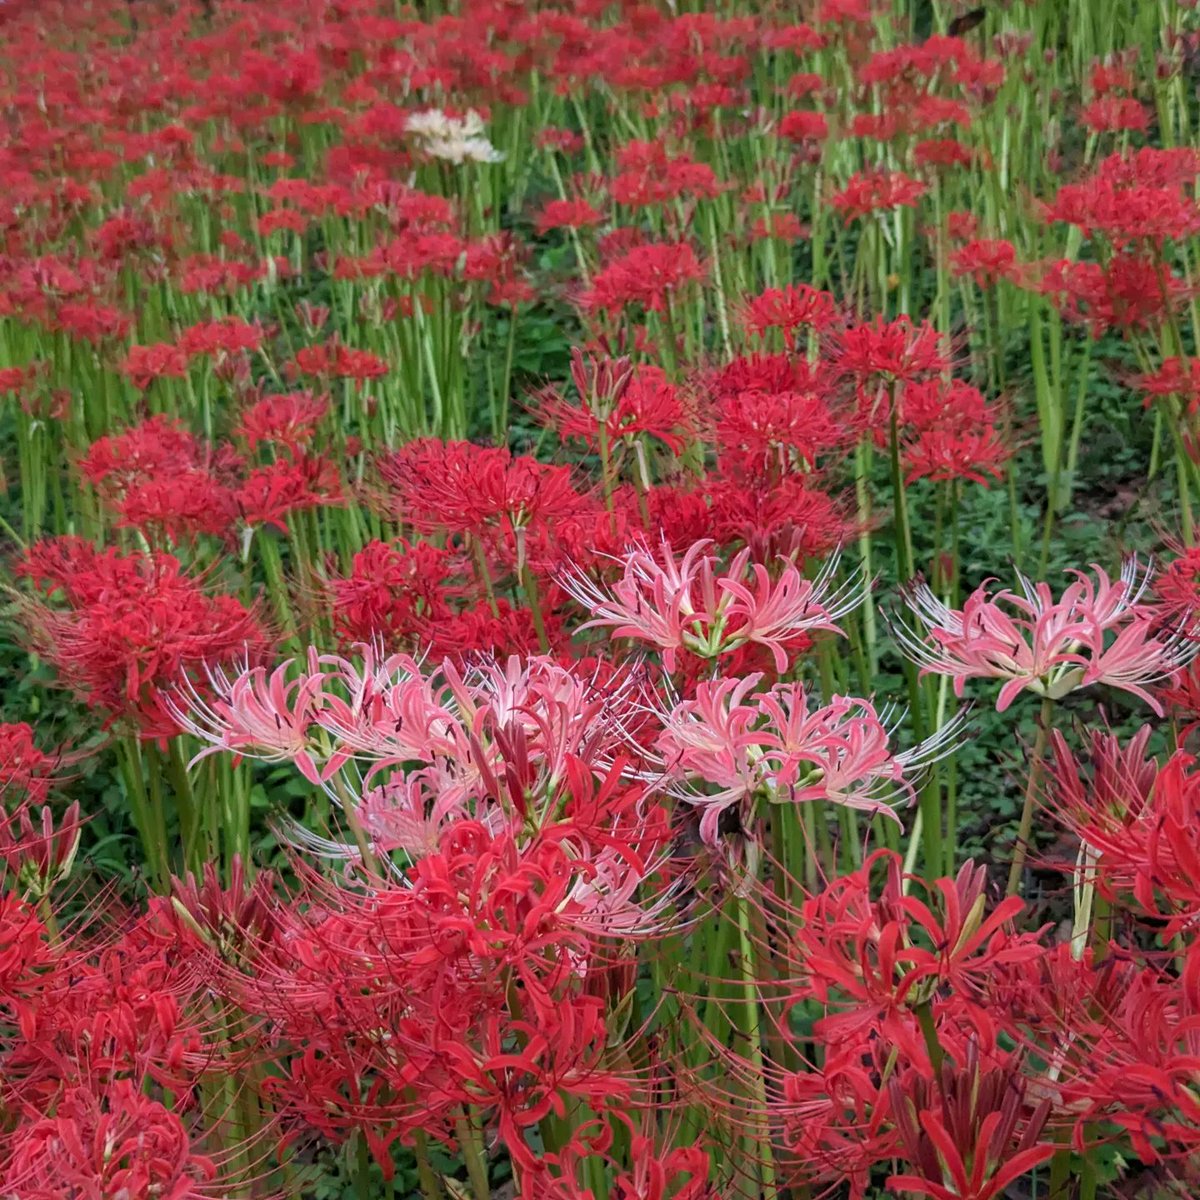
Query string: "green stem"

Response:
xmin=1006 ymin=696 xmax=1056 ymax=898
xmin=413 ymin=1130 xmax=444 ymax=1200
xmin=735 ymin=892 xmax=777 ymax=1200
xmin=887 ymin=390 xmax=916 ymax=584
xmin=456 ymin=1110 xmax=491 ymax=1200
xmin=517 ymin=546 xmax=550 ymax=653
xmin=119 ymin=737 xmax=169 ymax=892
xmin=915 ymin=999 xmax=945 ymax=1076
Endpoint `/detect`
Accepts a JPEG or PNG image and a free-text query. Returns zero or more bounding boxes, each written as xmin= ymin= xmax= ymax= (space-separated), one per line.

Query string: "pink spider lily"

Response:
xmin=559 ymin=538 xmax=863 ymax=672
xmin=653 ymin=675 xmax=764 ymax=843
xmin=312 ymin=644 xmax=463 ymax=768
xmin=893 ymin=559 xmax=1197 ymax=713
xmin=754 ymin=685 xmax=967 ymax=811
xmin=172 ymin=647 xmax=660 ymax=865
xmin=356 ymin=766 xmax=471 ymax=859
xmin=655 ymin=675 xmax=965 ymax=847
xmin=168 ymin=650 xmax=334 ymax=784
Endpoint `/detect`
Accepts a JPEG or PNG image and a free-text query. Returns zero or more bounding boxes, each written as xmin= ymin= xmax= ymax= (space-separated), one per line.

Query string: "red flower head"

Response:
xmin=233 ymin=454 xmax=343 ymax=533
xmin=236 ymin=391 xmax=330 ymax=455
xmin=1038 ymin=252 xmax=1191 ymax=338
xmin=17 ymin=538 xmax=267 ymax=739
xmin=379 ymin=439 xmax=587 ymax=570
xmin=330 ymin=539 xmax=457 ymax=649
xmin=833 ymin=315 xmax=949 ymax=389
xmin=887 ymin=1047 xmax=1055 ymax=1200
xmin=741 ymin=283 xmax=840 ymax=341
xmin=3 ymin=1081 xmax=217 ymax=1200
xmin=536 ymin=197 xmax=605 ymax=234
xmin=541 ymin=354 xmax=695 ymax=456
xmin=831 ymin=170 xmax=926 ymax=222
xmin=0 ymin=723 xmax=64 ymax=807
xmin=583 ymin=240 xmax=707 ymax=314
xmin=779 ymin=109 xmax=829 ymax=143
xmin=79 ymin=416 xmax=237 ymax=543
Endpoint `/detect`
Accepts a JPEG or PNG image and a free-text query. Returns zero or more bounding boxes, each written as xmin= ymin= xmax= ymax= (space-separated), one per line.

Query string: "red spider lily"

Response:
xmin=121 ymin=341 xmax=189 ymax=389
xmin=165 ymin=858 xmax=279 ymax=960
xmin=898 ymin=378 xmax=991 ymax=432
xmin=985 ymin=951 xmax=1200 ymax=1169
xmin=3 ymin=906 xmax=224 ymax=1127
xmin=80 ymin=415 xmax=238 ymax=542
xmin=1099 ymin=146 xmax=1200 ymax=190
xmin=914 ymin=138 xmax=974 ymax=168
xmin=0 ymin=801 xmax=82 ymax=895
xmin=1091 ymin=60 xmax=1137 ymax=96
xmin=177 ymin=254 xmax=259 ymax=295
xmin=0 ymin=890 xmax=52 ymax=1014
xmin=1136 ymin=355 xmax=1200 ymax=413
xmin=706 ymin=475 xmax=854 ymax=562
xmin=582 ymin=240 xmax=706 ymax=315
xmin=710 ymin=351 xmax=827 ymax=398
xmin=786 ymin=852 xmax=1044 ymax=1060
xmin=378 ymin=439 xmax=586 ymax=567
xmin=0 ymin=723 xmax=63 ymax=806
xmin=329 ymin=538 xmax=457 ymax=648
xmin=1038 ymin=252 xmax=1191 ymax=337
xmin=18 ymin=538 xmax=267 ymax=739
xmin=1049 ymin=737 xmax=1200 ymax=934
xmin=741 ymin=283 xmax=840 ymax=340
xmin=779 ymin=109 xmax=829 ymax=143
xmin=610 ymin=1137 xmax=716 ymax=1199
xmin=894 ymin=559 xmax=1196 ymax=712
xmin=1081 ymin=96 xmax=1149 ymax=134
xmin=831 ymin=170 xmax=927 ymax=222
xmin=176 ymin=316 xmax=263 ymax=359
xmin=423 ymin=597 xmax=574 ymax=660
xmin=778 ymin=1052 xmax=898 ymax=1199
xmin=0 ymin=366 xmax=32 ymax=396
xmin=1043 ymin=166 xmax=1200 ymax=248
xmin=904 ymin=424 xmax=1011 ymax=485
xmin=228 ymin=821 xmax=649 ymax=1174
xmin=559 ymin=539 xmax=861 ymax=673
xmin=2 ymin=1079 xmax=218 ymax=1200
xmin=431 ymin=1003 xmax=627 ymax=1170
xmin=111 ymin=471 xmax=238 ymax=544
xmin=833 ymin=315 xmax=949 ymax=388
xmin=978 ymin=953 xmax=1200 ymax=1170
xmin=233 ymin=453 xmax=343 ymax=533
xmin=1160 ymin=656 xmax=1200 ymax=731
xmin=236 ymin=390 xmax=330 ymax=454
xmin=888 ymin=1046 xmax=1055 ymax=1200
xmin=611 ymin=139 xmax=723 ymax=208
xmin=890 ymin=377 xmax=1012 ymax=485
xmin=715 ymin=387 xmax=847 ymax=478
xmin=749 ymin=212 xmax=808 ymax=243
xmin=1129 ymin=752 xmax=1200 ymax=933
xmin=290 ymin=341 xmax=389 ymax=384
xmin=540 ymin=358 xmax=695 ymax=455
xmin=949 ymin=238 xmax=1019 ymax=287
xmin=464 ymin=232 xmax=535 ymax=307
xmin=1045 ymin=726 xmax=1159 ymax=886
xmin=535 ymin=197 xmax=604 ymax=234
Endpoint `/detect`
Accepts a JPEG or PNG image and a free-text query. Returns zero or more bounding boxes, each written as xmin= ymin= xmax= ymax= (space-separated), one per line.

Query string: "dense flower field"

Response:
xmin=3 ymin=0 xmax=1200 ymax=1195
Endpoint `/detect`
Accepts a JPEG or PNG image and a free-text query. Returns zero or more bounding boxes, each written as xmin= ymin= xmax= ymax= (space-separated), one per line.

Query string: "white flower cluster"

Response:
xmin=404 ymin=108 xmax=504 ymax=165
